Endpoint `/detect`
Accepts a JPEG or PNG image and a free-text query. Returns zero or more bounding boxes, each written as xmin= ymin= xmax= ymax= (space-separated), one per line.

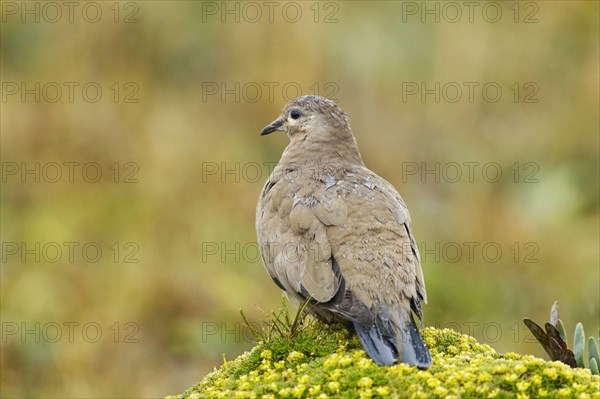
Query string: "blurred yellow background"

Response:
xmin=1 ymin=1 xmax=598 ymax=397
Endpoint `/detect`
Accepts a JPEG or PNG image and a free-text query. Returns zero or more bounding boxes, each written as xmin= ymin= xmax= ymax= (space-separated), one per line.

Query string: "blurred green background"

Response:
xmin=1 ymin=1 xmax=598 ymax=397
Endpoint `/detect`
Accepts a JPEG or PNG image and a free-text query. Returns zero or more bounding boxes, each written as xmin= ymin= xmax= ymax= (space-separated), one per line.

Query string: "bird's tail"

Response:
xmin=354 ymin=311 xmax=432 ymax=369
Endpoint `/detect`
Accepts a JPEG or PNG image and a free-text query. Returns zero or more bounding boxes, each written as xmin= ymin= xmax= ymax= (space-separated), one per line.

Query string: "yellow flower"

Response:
xmin=514 ymin=363 xmax=527 ymax=375
xmin=543 ymin=368 xmax=558 ymax=380
xmin=273 ymin=360 xmax=285 ymax=370
xmin=308 ymin=385 xmax=321 ymax=395
xmin=375 ymin=386 xmax=390 ymax=396
xmin=281 ymin=369 xmax=294 ymax=379
xmin=267 ymin=383 xmax=278 ymax=392
xmin=287 ymin=351 xmax=305 ymax=362
xmin=433 ymin=386 xmax=449 ymax=397
xmin=493 ymin=365 xmax=508 ymax=374
xmin=291 ymin=385 xmax=305 ymax=398
xmin=358 ymin=377 xmax=373 ymax=388
xmin=298 ymin=375 xmax=310 ymax=384
xmin=323 ymin=354 xmax=340 ymax=368
xmin=558 ymin=387 xmax=572 ymax=397
xmin=326 ymin=381 xmax=340 ymax=393
xmin=426 ymin=377 xmax=440 ymax=388
xmin=329 ymin=369 xmax=342 ymax=381
xmin=516 ymin=381 xmax=530 ymax=392
xmin=234 ymin=391 xmax=255 ymax=399
xmin=338 ymin=356 xmax=353 ymax=367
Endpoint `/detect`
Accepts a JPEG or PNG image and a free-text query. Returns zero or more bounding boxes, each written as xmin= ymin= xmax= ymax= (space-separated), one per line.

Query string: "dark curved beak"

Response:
xmin=261 ymin=117 xmax=285 ymax=135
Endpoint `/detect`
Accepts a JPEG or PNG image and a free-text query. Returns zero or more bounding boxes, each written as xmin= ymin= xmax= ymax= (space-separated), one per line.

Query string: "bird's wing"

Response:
xmin=257 ymin=167 xmax=426 ymax=320
xmin=256 ymin=174 xmax=343 ymax=303
xmin=324 ymin=170 xmax=426 ymax=322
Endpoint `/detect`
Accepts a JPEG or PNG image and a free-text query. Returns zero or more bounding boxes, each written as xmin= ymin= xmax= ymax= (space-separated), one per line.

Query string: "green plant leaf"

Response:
xmin=573 ymin=323 xmax=585 ymax=368
xmin=589 ymin=336 xmax=599 ymax=367
xmin=557 ymin=319 xmax=567 ymax=343
xmin=590 ymin=357 xmax=599 ymax=375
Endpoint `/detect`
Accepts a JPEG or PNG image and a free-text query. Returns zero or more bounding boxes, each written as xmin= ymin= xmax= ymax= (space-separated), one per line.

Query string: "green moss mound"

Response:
xmin=167 ymin=324 xmax=600 ymax=399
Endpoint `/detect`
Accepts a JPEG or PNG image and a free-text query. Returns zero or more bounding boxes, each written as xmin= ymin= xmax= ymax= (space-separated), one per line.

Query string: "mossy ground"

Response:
xmin=167 ymin=323 xmax=600 ymax=399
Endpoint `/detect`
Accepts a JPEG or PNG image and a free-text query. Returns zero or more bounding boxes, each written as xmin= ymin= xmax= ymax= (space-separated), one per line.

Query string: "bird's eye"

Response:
xmin=290 ymin=109 xmax=303 ymax=120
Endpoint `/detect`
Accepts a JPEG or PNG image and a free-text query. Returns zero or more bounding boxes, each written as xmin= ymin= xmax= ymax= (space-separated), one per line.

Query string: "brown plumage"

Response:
xmin=256 ymin=96 xmax=431 ymax=368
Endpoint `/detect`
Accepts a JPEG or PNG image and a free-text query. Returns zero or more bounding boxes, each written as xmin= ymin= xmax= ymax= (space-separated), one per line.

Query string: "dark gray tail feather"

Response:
xmin=354 ymin=313 xmax=432 ymax=369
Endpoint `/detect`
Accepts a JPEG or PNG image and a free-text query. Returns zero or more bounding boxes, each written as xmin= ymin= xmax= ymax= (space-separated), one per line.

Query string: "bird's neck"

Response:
xmin=277 ymin=130 xmax=365 ymax=176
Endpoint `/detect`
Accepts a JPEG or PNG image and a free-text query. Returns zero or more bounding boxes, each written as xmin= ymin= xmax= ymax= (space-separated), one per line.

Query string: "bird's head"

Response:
xmin=260 ymin=95 xmax=351 ymax=141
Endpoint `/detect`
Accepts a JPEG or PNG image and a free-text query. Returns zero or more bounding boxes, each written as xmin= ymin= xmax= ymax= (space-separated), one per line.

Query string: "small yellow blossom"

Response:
xmin=308 ymin=385 xmax=321 ymax=395
xmin=493 ymin=364 xmax=508 ymax=374
xmin=287 ymin=351 xmax=305 ymax=362
xmin=543 ymin=368 xmax=558 ymax=380
xmin=326 ymin=381 xmax=340 ymax=393
xmin=558 ymin=387 xmax=572 ymax=397
xmin=328 ymin=369 xmax=342 ymax=381
xmin=426 ymin=377 xmax=440 ymax=388
xmin=266 ymin=383 xmax=277 ymax=392
xmin=433 ymin=386 xmax=449 ymax=397
xmin=291 ymin=385 xmax=305 ymax=398
xmin=358 ymin=377 xmax=373 ymax=388
xmin=234 ymin=391 xmax=255 ymax=399
xmin=297 ymin=375 xmax=310 ymax=384
xmin=323 ymin=354 xmax=340 ymax=368
xmin=281 ymin=369 xmax=294 ymax=379
xmin=514 ymin=363 xmax=527 ymax=375
xmin=338 ymin=356 xmax=353 ymax=367
xmin=516 ymin=381 xmax=530 ymax=392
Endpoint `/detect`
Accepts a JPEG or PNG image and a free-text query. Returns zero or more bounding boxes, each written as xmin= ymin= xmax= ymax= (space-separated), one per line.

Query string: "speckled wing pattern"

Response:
xmin=256 ymin=162 xmax=430 ymax=367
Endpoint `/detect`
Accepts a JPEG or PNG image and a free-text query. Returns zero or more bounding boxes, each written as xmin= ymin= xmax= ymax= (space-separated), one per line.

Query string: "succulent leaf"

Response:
xmin=550 ymin=301 xmax=559 ymax=327
xmin=589 ymin=336 xmax=599 ymax=367
xmin=573 ymin=323 xmax=585 ymax=368
xmin=590 ymin=357 xmax=599 ymax=375
xmin=557 ymin=319 xmax=567 ymax=342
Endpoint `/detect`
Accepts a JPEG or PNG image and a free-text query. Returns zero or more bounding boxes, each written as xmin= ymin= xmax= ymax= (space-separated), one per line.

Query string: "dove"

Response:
xmin=256 ymin=95 xmax=432 ymax=368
